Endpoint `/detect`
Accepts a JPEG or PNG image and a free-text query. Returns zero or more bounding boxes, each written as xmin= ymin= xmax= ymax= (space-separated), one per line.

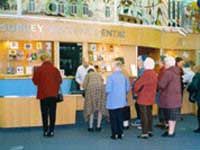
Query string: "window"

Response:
xmin=70 ymin=3 xmax=77 ymax=15
xmin=105 ymin=6 xmax=111 ymax=17
xmin=29 ymin=0 xmax=35 ymax=12
xmin=83 ymin=3 xmax=89 ymax=16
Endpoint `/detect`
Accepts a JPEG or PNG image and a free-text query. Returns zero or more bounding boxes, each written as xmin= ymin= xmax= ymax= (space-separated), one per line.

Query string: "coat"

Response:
xmin=32 ymin=61 xmax=62 ymax=100
xmin=83 ymin=72 xmax=106 ymax=121
xmin=187 ymin=73 xmax=200 ymax=104
xmin=106 ymin=71 xmax=130 ymax=109
xmin=134 ymin=70 xmax=158 ymax=105
xmin=158 ymin=66 xmax=182 ymax=108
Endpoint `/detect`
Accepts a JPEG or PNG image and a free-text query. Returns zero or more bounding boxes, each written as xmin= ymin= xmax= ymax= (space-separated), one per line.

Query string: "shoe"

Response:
xmin=161 ymin=131 xmax=168 ymax=137
xmin=123 ymin=126 xmax=129 ymax=130
xmin=137 ymin=126 xmax=142 ymax=130
xmin=43 ymin=131 xmax=48 ymax=137
xmin=162 ymin=132 xmax=175 ymax=137
xmin=47 ymin=131 xmax=54 ymax=137
xmin=148 ymin=132 xmax=153 ymax=137
xmin=193 ymin=128 xmax=200 ymax=133
xmin=110 ymin=135 xmax=117 ymax=140
xmin=137 ymin=134 xmax=148 ymax=139
xmin=88 ymin=128 xmax=94 ymax=132
xmin=118 ymin=134 xmax=123 ymax=139
xmin=96 ymin=127 xmax=102 ymax=132
xmin=155 ymin=123 xmax=166 ymax=128
xmin=131 ymin=119 xmax=141 ymax=127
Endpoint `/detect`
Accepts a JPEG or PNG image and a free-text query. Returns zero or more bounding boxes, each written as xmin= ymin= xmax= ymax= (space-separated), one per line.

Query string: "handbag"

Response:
xmin=56 ymin=87 xmax=63 ymax=103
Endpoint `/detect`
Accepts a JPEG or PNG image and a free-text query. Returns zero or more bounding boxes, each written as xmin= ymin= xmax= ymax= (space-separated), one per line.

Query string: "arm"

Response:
xmin=158 ymin=71 xmax=171 ymax=90
xmin=32 ymin=68 xmax=40 ymax=86
xmin=106 ymin=76 xmax=112 ymax=94
xmin=75 ymin=67 xmax=82 ymax=85
xmin=83 ymin=75 xmax=89 ymax=90
xmin=126 ymin=77 xmax=131 ymax=93
xmin=134 ymin=75 xmax=146 ymax=93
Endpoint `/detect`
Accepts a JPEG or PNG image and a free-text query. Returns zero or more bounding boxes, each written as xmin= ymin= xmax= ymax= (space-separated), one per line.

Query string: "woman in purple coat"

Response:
xmin=158 ymin=56 xmax=182 ymax=137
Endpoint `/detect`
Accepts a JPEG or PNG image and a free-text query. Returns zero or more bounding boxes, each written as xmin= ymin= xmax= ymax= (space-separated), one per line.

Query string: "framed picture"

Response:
xmin=24 ymin=43 xmax=32 ymax=50
xmin=9 ymin=41 xmax=19 ymax=49
xmin=45 ymin=42 xmax=52 ymax=50
xmin=36 ymin=42 xmax=42 ymax=50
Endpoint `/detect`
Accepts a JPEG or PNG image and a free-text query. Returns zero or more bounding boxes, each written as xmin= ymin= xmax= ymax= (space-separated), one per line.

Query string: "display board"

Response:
xmin=0 ymin=41 xmax=53 ymax=76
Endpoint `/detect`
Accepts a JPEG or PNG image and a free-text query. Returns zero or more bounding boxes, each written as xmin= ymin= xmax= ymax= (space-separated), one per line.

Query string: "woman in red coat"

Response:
xmin=32 ymin=54 xmax=62 ymax=137
xmin=134 ymin=57 xmax=158 ymax=139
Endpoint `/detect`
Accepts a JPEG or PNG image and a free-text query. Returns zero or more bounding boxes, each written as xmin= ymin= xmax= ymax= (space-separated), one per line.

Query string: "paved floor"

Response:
xmin=1 ymin=114 xmax=200 ymax=150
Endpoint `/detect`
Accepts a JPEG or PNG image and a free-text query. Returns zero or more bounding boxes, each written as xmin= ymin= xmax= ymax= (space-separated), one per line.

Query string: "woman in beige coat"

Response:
xmin=83 ymin=68 xmax=106 ymax=132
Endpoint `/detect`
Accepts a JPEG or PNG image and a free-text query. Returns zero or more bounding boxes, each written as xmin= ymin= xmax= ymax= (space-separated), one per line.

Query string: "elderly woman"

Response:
xmin=32 ymin=53 xmax=62 ymax=137
xmin=83 ymin=68 xmax=106 ymax=132
xmin=158 ymin=56 xmax=182 ymax=137
xmin=106 ymin=61 xmax=130 ymax=140
xmin=134 ymin=57 xmax=158 ymax=139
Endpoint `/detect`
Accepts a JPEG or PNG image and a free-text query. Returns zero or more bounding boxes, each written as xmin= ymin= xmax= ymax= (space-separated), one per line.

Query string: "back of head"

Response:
xmin=40 ymin=53 xmax=50 ymax=62
xmin=88 ymin=68 xmax=95 ymax=73
xmin=164 ymin=56 xmax=175 ymax=69
xmin=144 ymin=57 xmax=155 ymax=70
xmin=112 ymin=61 xmax=122 ymax=72
xmin=114 ymin=57 xmax=125 ymax=65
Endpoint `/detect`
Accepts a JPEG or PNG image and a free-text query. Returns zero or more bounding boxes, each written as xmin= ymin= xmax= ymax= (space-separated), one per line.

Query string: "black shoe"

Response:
xmin=96 ymin=127 xmax=102 ymax=132
xmin=148 ymin=132 xmax=153 ymax=137
xmin=43 ymin=131 xmax=48 ymax=137
xmin=193 ymin=128 xmax=200 ymax=133
xmin=162 ymin=132 xmax=175 ymax=137
xmin=88 ymin=128 xmax=94 ymax=132
xmin=47 ymin=131 xmax=54 ymax=137
xmin=110 ymin=135 xmax=117 ymax=140
xmin=137 ymin=134 xmax=148 ymax=139
xmin=118 ymin=134 xmax=123 ymax=139
xmin=123 ymin=126 xmax=129 ymax=130
xmin=161 ymin=131 xmax=168 ymax=137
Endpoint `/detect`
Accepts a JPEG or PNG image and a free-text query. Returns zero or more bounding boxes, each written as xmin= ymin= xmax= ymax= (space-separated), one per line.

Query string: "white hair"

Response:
xmin=144 ymin=57 xmax=155 ymax=70
xmin=164 ymin=56 xmax=175 ymax=68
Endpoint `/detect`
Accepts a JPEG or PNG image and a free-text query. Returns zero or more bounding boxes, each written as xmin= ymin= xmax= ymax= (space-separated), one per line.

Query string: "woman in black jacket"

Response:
xmin=187 ymin=66 xmax=200 ymax=133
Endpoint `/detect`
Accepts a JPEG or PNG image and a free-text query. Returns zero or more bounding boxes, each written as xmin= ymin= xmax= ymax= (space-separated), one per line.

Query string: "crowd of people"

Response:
xmin=32 ymin=53 xmax=200 ymax=140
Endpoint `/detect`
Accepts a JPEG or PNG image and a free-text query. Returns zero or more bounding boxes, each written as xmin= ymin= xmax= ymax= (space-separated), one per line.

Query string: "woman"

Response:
xmin=158 ymin=56 xmax=182 ymax=137
xmin=106 ymin=61 xmax=130 ymax=140
xmin=156 ymin=56 xmax=167 ymax=129
xmin=32 ymin=53 xmax=62 ymax=137
xmin=187 ymin=65 xmax=200 ymax=133
xmin=83 ymin=68 xmax=106 ymax=132
xmin=134 ymin=57 xmax=158 ymax=139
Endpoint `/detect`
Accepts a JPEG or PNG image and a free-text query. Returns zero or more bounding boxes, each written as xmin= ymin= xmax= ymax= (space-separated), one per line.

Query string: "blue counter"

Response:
xmin=0 ymin=78 xmax=72 ymax=97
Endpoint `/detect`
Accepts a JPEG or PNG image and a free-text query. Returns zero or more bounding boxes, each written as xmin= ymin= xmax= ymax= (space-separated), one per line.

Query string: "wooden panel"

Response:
xmin=76 ymin=95 xmax=84 ymax=111
xmin=0 ymin=96 xmax=76 ymax=128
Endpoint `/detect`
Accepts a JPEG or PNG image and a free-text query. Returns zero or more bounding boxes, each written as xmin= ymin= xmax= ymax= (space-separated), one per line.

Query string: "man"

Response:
xmin=106 ymin=61 xmax=130 ymax=140
xmin=32 ymin=53 xmax=62 ymax=137
xmin=75 ymin=59 xmax=93 ymax=90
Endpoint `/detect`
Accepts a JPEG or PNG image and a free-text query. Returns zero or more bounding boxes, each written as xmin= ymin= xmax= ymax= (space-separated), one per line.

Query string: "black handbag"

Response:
xmin=56 ymin=87 xmax=63 ymax=103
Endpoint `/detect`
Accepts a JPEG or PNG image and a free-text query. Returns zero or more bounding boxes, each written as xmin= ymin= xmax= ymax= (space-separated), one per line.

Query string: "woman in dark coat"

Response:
xmin=187 ymin=65 xmax=200 ymax=133
xmin=158 ymin=56 xmax=182 ymax=137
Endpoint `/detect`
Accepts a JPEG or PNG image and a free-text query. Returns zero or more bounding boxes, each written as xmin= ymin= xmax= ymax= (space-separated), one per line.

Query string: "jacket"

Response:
xmin=187 ymin=73 xmax=200 ymax=103
xmin=106 ymin=71 xmax=130 ymax=109
xmin=32 ymin=61 xmax=62 ymax=100
xmin=158 ymin=66 xmax=182 ymax=108
xmin=134 ymin=70 xmax=158 ymax=105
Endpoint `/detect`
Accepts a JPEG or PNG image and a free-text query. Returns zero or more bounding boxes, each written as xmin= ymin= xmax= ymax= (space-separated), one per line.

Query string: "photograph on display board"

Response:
xmin=24 ymin=43 xmax=32 ymax=50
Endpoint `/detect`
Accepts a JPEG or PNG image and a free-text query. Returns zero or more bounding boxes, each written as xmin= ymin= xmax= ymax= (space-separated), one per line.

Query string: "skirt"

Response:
xmin=163 ymin=107 xmax=180 ymax=121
